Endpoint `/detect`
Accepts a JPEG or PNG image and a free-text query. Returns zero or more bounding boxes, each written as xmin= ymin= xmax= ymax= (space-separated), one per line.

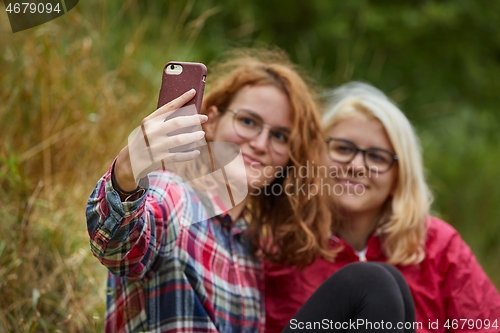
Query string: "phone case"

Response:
xmin=158 ymin=61 xmax=207 ymax=110
xmin=157 ymin=61 xmax=207 ymax=153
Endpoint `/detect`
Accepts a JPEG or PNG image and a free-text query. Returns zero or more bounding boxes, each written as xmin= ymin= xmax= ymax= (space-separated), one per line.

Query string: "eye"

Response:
xmin=238 ymin=117 xmax=257 ymax=127
xmin=367 ymin=150 xmax=390 ymax=164
xmin=270 ymin=131 xmax=289 ymax=143
xmin=334 ymin=145 xmax=354 ymax=155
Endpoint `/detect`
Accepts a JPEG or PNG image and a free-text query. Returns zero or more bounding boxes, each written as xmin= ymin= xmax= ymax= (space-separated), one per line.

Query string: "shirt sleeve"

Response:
xmin=85 ymin=162 xmax=193 ymax=281
xmin=441 ymin=229 xmax=500 ymax=332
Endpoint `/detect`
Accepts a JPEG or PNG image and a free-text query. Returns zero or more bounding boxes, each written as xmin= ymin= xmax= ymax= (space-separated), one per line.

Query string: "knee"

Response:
xmin=330 ymin=262 xmax=399 ymax=292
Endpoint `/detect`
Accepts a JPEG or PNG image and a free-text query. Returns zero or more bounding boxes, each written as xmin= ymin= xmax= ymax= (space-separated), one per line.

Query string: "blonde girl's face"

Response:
xmin=325 ymin=113 xmax=398 ymax=216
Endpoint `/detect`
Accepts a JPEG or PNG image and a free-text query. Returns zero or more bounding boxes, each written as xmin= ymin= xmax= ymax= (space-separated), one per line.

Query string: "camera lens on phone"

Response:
xmin=170 ymin=64 xmax=175 ymax=70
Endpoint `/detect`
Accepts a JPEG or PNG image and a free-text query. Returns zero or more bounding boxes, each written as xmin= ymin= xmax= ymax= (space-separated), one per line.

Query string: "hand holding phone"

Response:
xmin=124 ymin=89 xmax=208 ymax=182
xmin=158 ymin=62 xmax=207 ymax=153
xmin=117 ymin=62 xmax=208 ymax=184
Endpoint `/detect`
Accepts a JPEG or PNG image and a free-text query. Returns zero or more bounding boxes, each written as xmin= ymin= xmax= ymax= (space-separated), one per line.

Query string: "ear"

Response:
xmin=203 ymin=106 xmax=220 ymax=141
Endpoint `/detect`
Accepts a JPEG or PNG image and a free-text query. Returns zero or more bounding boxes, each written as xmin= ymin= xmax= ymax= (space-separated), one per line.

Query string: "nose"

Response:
xmin=350 ymin=150 xmax=367 ymax=173
xmin=249 ymin=127 xmax=270 ymax=152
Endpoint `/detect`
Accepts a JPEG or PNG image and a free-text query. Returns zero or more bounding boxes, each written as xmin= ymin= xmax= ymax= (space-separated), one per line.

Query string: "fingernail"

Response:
xmin=188 ymin=88 xmax=196 ymax=94
xmin=200 ymin=115 xmax=208 ymax=123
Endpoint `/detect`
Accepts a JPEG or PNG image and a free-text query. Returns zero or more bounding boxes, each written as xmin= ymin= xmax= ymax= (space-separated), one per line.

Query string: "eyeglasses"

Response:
xmin=326 ymin=137 xmax=398 ymax=173
xmin=229 ymin=109 xmax=290 ymax=155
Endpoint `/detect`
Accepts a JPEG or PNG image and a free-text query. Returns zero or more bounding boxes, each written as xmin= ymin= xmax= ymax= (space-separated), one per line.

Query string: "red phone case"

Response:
xmin=157 ymin=61 xmax=207 ymax=153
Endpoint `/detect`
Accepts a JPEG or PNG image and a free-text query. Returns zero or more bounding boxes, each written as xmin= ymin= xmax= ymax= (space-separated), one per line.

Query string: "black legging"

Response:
xmin=282 ymin=262 xmax=416 ymax=333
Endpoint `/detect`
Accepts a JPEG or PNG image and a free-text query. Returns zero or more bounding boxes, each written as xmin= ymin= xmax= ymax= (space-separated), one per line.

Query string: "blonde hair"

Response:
xmin=323 ymin=82 xmax=433 ymax=265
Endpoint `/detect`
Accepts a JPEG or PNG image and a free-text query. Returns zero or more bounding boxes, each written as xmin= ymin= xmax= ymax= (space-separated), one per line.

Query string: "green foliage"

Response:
xmin=421 ymin=107 xmax=500 ymax=283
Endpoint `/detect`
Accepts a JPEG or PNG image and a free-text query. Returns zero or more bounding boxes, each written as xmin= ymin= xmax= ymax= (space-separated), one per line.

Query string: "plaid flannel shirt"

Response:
xmin=86 ymin=163 xmax=264 ymax=332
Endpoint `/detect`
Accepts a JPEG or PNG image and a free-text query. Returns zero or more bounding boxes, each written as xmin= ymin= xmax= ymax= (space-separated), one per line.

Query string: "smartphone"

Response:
xmin=158 ymin=61 xmax=207 ymax=153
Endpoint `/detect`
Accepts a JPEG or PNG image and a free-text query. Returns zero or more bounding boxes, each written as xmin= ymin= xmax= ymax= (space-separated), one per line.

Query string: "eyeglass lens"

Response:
xmin=232 ymin=109 xmax=289 ymax=155
xmin=328 ymin=139 xmax=395 ymax=172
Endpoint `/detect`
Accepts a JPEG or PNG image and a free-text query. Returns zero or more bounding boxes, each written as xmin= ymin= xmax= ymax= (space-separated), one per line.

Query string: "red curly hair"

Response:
xmin=201 ymin=48 xmax=339 ymax=267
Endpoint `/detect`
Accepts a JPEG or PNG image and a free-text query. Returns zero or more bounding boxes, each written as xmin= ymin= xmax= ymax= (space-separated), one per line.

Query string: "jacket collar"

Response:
xmin=329 ymin=231 xmax=386 ymax=262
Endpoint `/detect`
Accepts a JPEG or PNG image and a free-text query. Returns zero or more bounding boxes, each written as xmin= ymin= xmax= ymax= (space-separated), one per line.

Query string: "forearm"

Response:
xmin=86 ymin=163 xmax=180 ymax=280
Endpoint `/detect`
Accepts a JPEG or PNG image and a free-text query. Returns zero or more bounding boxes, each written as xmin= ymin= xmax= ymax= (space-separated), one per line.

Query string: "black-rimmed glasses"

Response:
xmin=326 ymin=137 xmax=398 ymax=173
xmin=229 ymin=109 xmax=290 ymax=155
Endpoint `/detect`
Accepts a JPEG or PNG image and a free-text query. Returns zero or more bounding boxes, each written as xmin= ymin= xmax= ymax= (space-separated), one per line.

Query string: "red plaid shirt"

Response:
xmin=86 ymin=163 xmax=264 ymax=332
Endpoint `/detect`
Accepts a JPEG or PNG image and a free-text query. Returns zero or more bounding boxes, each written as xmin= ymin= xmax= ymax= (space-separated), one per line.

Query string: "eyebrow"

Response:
xmin=334 ymin=138 xmax=394 ymax=154
xmin=274 ymin=127 xmax=291 ymax=133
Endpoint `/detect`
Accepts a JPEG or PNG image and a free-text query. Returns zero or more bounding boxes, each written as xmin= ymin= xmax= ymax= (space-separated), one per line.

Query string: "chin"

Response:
xmin=247 ymin=179 xmax=263 ymax=194
xmin=335 ymin=195 xmax=366 ymax=212
xmin=244 ymin=165 xmax=263 ymax=182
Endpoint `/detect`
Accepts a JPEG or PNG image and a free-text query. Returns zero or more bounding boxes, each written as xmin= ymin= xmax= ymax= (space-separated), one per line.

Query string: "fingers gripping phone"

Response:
xmin=158 ymin=61 xmax=207 ymax=153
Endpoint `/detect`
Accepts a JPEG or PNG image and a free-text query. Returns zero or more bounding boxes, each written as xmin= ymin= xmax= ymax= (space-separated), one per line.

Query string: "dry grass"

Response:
xmin=1 ymin=2 xmax=499 ymax=332
xmin=0 ymin=1 xmax=212 ymax=331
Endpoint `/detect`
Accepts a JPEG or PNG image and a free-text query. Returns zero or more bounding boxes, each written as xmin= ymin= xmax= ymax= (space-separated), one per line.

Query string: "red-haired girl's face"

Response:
xmin=205 ymin=85 xmax=292 ymax=192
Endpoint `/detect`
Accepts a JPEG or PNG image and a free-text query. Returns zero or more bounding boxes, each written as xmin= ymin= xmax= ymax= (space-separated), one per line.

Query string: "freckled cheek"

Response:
xmin=216 ymin=130 xmax=245 ymax=146
xmin=213 ymin=118 xmax=240 ymax=142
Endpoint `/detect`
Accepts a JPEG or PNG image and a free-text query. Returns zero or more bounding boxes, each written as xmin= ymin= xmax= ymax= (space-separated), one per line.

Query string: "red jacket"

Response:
xmin=264 ymin=216 xmax=500 ymax=333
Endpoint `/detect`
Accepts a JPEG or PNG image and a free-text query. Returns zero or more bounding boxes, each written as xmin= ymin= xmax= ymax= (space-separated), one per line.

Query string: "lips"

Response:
xmin=242 ymin=153 xmax=265 ymax=167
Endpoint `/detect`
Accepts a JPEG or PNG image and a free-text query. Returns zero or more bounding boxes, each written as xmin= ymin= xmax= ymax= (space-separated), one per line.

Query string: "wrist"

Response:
xmin=114 ymin=147 xmax=138 ymax=192
xmin=111 ymin=162 xmax=146 ymax=202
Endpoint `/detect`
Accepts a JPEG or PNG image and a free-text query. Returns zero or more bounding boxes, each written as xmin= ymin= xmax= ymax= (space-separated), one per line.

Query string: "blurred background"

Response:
xmin=1 ymin=0 xmax=499 ymax=331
